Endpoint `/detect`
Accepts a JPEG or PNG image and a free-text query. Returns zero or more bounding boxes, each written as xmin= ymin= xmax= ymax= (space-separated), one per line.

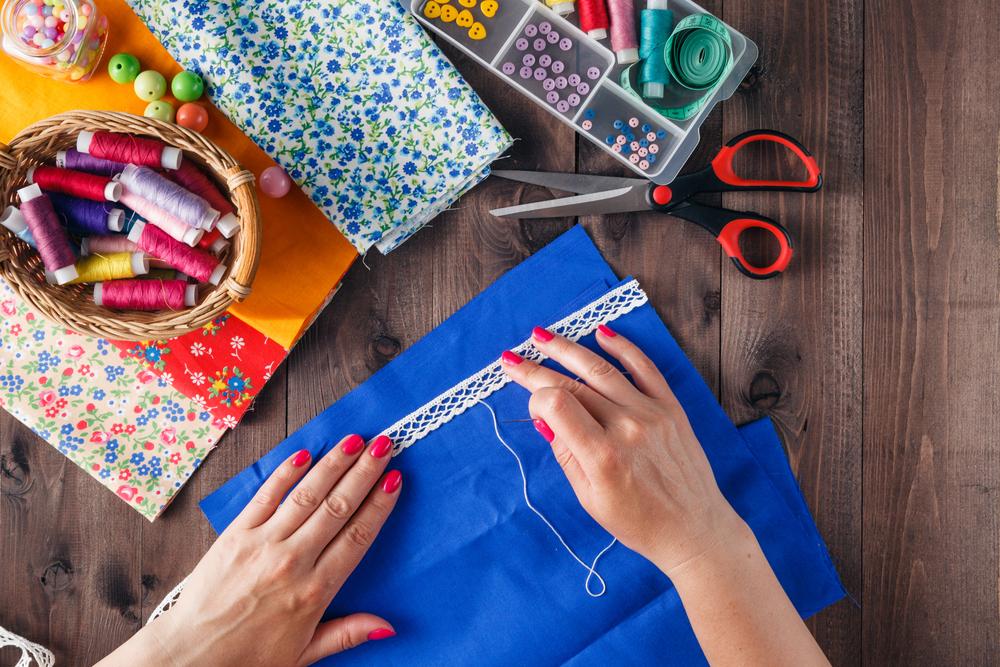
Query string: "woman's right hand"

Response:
xmin=500 ymin=324 xmax=744 ymax=575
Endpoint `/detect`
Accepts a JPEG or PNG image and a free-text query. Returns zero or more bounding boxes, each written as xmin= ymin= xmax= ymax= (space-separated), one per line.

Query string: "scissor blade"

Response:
xmin=492 ymin=170 xmax=647 ymax=195
xmin=490 ymin=186 xmax=650 ymax=219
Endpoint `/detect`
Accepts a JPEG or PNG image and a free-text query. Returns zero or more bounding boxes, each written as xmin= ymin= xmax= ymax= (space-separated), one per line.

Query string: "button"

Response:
xmin=551 ymin=60 xmax=565 ymax=74
xmin=524 ymin=23 xmax=537 ymax=36
xmin=567 ymin=73 xmax=581 ymax=86
xmin=515 ymin=37 xmax=529 ymax=50
xmin=522 ymin=54 xmax=535 ymax=67
xmin=559 ymin=37 xmax=573 ymax=51
xmin=539 ymin=54 xmax=552 ymax=67
xmin=586 ymin=66 xmax=601 ymax=80
xmin=538 ymin=21 xmax=552 ymax=34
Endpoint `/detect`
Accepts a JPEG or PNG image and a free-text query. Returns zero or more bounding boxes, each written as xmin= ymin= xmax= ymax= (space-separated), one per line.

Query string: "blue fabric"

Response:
xmin=201 ymin=226 xmax=845 ymax=665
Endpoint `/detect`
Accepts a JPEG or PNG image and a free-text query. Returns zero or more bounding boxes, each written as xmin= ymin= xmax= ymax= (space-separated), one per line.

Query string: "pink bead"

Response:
xmin=81 ymin=3 xmax=92 ymax=15
xmin=551 ymin=61 xmax=565 ymax=74
xmin=259 ymin=166 xmax=293 ymax=198
xmin=524 ymin=23 xmax=538 ymax=37
xmin=546 ymin=91 xmax=559 ymax=103
xmin=648 ymin=144 xmax=660 ymax=154
xmin=556 ymin=100 xmax=570 ymax=113
xmin=559 ymin=37 xmax=572 ymax=51
xmin=522 ymin=54 xmax=535 ymax=67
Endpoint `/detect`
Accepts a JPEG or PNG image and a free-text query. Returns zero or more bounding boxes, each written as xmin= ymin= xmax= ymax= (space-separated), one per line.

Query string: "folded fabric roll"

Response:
xmin=127 ymin=0 xmax=512 ymax=254
xmin=201 ymin=227 xmax=845 ymax=664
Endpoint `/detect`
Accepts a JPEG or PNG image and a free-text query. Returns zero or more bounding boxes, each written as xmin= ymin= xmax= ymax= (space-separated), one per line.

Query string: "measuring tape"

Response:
xmin=620 ymin=13 xmax=734 ymax=121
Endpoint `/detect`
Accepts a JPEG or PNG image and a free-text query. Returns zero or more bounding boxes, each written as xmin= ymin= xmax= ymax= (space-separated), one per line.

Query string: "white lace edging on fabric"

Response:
xmin=0 ymin=626 xmax=54 ymax=667
xmin=384 ymin=279 xmax=648 ymax=454
xmin=148 ymin=578 xmax=188 ymax=624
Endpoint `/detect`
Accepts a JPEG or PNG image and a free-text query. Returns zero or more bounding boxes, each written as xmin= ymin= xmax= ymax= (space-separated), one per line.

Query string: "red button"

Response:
xmin=652 ymin=185 xmax=672 ymax=206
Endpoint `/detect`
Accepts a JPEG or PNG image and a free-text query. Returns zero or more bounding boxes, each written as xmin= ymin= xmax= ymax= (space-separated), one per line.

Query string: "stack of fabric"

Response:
xmin=0 ymin=0 xmax=510 ymax=519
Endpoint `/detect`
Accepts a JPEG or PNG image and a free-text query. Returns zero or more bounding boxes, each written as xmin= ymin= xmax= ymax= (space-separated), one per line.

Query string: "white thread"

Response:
xmin=478 ymin=400 xmax=617 ymax=597
xmin=148 ymin=577 xmax=188 ymax=623
xmin=383 ymin=279 xmax=648 ymax=454
xmin=0 ymin=626 xmax=54 ymax=667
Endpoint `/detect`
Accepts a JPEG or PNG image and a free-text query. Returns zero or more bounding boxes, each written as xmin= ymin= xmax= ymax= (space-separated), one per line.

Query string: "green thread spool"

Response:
xmin=638 ymin=2 xmax=673 ymax=98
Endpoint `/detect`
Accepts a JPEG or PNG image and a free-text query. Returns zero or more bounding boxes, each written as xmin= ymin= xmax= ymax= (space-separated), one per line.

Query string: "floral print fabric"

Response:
xmin=126 ymin=0 xmax=512 ymax=254
xmin=0 ymin=281 xmax=227 ymax=520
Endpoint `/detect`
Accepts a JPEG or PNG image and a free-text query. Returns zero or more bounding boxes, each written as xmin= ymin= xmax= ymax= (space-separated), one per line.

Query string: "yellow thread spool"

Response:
xmin=69 ymin=252 xmax=150 ymax=284
xmin=545 ymin=0 xmax=575 ymax=16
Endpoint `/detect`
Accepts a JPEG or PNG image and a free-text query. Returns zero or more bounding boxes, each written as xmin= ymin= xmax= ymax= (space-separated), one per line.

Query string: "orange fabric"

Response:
xmin=0 ymin=0 xmax=357 ymax=349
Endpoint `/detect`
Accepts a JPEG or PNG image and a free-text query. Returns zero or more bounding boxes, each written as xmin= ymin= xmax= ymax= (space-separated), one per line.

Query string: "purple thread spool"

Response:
xmin=18 ymin=185 xmax=77 ymax=284
xmin=501 ymin=62 xmax=516 ymax=75
xmin=524 ymin=23 xmax=538 ymax=37
xmin=539 ymin=54 xmax=552 ymax=67
xmin=546 ymin=91 xmax=560 ymax=104
xmin=559 ymin=37 xmax=572 ymax=51
xmin=608 ymin=0 xmax=639 ymax=64
xmin=552 ymin=61 xmax=565 ymax=74
xmin=554 ymin=76 xmax=567 ymax=89
xmin=546 ymin=30 xmax=560 ymax=44
xmin=587 ymin=66 xmax=601 ymax=80
xmin=533 ymin=38 xmax=546 ymax=51
xmin=515 ymin=38 xmax=529 ymax=50
xmin=522 ymin=54 xmax=536 ymax=67
xmin=556 ymin=100 xmax=570 ymax=113
xmin=119 ymin=165 xmax=218 ymax=229
xmin=49 ymin=192 xmax=123 ymax=236
xmin=56 ymin=149 xmax=128 ymax=178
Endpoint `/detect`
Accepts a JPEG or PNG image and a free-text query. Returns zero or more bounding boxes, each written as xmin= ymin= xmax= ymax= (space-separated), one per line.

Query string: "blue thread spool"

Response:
xmin=638 ymin=0 xmax=673 ymax=98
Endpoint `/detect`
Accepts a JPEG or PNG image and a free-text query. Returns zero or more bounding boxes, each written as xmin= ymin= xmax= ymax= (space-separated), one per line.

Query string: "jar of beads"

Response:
xmin=1 ymin=0 xmax=109 ymax=83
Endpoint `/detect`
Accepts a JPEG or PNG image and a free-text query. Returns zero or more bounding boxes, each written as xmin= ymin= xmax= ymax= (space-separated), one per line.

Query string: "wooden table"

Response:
xmin=3 ymin=1 xmax=999 ymax=664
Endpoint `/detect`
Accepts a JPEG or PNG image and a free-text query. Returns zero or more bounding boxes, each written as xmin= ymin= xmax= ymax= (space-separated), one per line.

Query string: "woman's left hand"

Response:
xmin=99 ymin=434 xmax=403 ymax=667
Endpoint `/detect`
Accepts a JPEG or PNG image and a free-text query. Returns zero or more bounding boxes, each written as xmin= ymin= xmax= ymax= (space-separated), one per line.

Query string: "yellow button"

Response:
xmin=440 ymin=4 xmax=458 ymax=21
xmin=456 ymin=8 xmax=474 ymax=27
xmin=480 ymin=0 xmax=498 ymax=17
xmin=458 ymin=0 xmax=477 ymax=7
xmin=468 ymin=21 xmax=487 ymax=39
xmin=423 ymin=0 xmax=442 ymax=18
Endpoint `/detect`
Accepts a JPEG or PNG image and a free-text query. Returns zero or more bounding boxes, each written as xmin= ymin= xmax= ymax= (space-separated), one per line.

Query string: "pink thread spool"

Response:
xmin=94 ymin=279 xmax=197 ymax=311
xmin=77 ymin=130 xmax=182 ymax=170
xmin=80 ymin=234 xmax=137 ymax=255
xmin=119 ymin=164 xmax=219 ymax=230
xmin=118 ymin=189 xmax=204 ymax=246
xmin=17 ymin=184 xmax=78 ymax=284
xmin=167 ymin=162 xmax=240 ymax=238
xmin=608 ymin=0 xmax=639 ymax=64
xmin=127 ymin=220 xmax=225 ymax=285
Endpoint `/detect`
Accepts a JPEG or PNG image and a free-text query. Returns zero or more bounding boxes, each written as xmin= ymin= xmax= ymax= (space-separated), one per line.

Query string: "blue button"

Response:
xmin=605 ymin=135 xmax=615 ymax=145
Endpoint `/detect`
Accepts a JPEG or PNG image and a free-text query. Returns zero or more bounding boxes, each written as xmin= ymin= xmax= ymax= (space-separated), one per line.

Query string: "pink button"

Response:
xmin=546 ymin=31 xmax=560 ymax=44
xmin=639 ymin=160 xmax=650 ymax=170
xmin=501 ymin=62 xmax=515 ymax=75
xmin=648 ymin=144 xmax=659 ymax=154
xmin=546 ymin=91 xmax=559 ymax=104
xmin=586 ymin=66 xmax=601 ymax=80
xmin=615 ymin=135 xmax=627 ymax=145
xmin=539 ymin=54 xmax=552 ymax=67
xmin=576 ymin=82 xmax=590 ymax=95
xmin=559 ymin=37 xmax=572 ymax=51
xmin=551 ymin=60 xmax=565 ymax=74
xmin=628 ymin=117 xmax=640 ymax=128
xmin=515 ymin=38 xmax=529 ymax=51
xmin=538 ymin=21 xmax=552 ymax=34
xmin=629 ymin=154 xmax=640 ymax=164
xmin=611 ymin=143 xmax=622 ymax=153
xmin=581 ymin=119 xmax=593 ymax=130
xmin=567 ymin=93 xmax=580 ymax=107
xmin=630 ymin=141 xmax=640 ymax=151
xmin=646 ymin=132 xmax=657 ymax=142
xmin=556 ymin=100 xmax=570 ymax=113
xmin=637 ymin=147 xmax=648 ymax=157
xmin=543 ymin=78 xmax=556 ymax=91
xmin=567 ymin=73 xmax=581 ymax=86
xmin=554 ymin=76 xmax=567 ymax=89
xmin=522 ymin=54 xmax=535 ymax=67
xmin=524 ymin=23 xmax=538 ymax=37
xmin=534 ymin=38 xmax=546 ymax=51
xmin=519 ymin=66 xmax=532 ymax=79
xmin=534 ymin=67 xmax=547 ymax=80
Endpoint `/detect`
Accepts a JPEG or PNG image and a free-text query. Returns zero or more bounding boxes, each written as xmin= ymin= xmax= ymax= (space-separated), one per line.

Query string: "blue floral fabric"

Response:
xmin=126 ymin=0 xmax=511 ymax=253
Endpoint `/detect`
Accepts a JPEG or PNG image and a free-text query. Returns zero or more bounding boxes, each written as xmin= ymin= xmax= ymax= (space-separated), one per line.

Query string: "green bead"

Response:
xmin=171 ymin=71 xmax=204 ymax=102
xmin=107 ymin=53 xmax=140 ymax=84
xmin=134 ymin=70 xmax=167 ymax=102
xmin=144 ymin=100 xmax=175 ymax=123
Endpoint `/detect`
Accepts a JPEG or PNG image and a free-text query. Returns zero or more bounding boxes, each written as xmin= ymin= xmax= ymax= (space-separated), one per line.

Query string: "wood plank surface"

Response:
xmin=3 ymin=0 xmax=1000 ymax=664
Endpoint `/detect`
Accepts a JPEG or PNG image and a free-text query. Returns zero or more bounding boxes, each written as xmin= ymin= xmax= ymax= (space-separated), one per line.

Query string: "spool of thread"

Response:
xmin=638 ymin=0 xmax=673 ymax=97
xmin=69 ymin=252 xmax=149 ymax=284
xmin=127 ymin=220 xmax=225 ymax=285
xmin=608 ymin=0 xmax=639 ymax=64
xmin=94 ymin=279 xmax=197 ymax=311
xmin=55 ymin=149 xmax=129 ymax=178
xmin=17 ymin=184 xmax=78 ymax=284
xmin=119 ymin=164 xmax=219 ymax=230
xmin=544 ymin=0 xmax=575 ymax=16
xmin=197 ymin=228 xmax=230 ymax=254
xmin=119 ymin=189 xmax=204 ymax=246
xmin=48 ymin=193 xmax=124 ymax=236
xmin=578 ymin=0 xmax=609 ymax=39
xmin=77 ymin=130 xmax=183 ymax=171
xmin=145 ymin=268 xmax=180 ymax=281
xmin=167 ymin=162 xmax=240 ymax=238
xmin=28 ymin=166 xmax=122 ymax=202
xmin=1 ymin=206 xmax=37 ymax=248
xmin=80 ymin=235 xmax=138 ymax=256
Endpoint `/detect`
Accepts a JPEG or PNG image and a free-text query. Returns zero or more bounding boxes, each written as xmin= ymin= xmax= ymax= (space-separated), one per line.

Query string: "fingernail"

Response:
xmin=533 ymin=419 xmax=555 ymax=442
xmin=341 ymin=434 xmax=364 ymax=455
xmin=597 ymin=324 xmax=617 ymax=338
xmin=292 ymin=449 xmax=311 ymax=467
xmin=382 ymin=470 xmax=402 ymax=494
xmin=370 ymin=435 xmax=393 ymax=458
xmin=501 ymin=350 xmax=523 ymax=365
xmin=368 ymin=628 xmax=396 ymax=641
xmin=532 ymin=326 xmax=555 ymax=343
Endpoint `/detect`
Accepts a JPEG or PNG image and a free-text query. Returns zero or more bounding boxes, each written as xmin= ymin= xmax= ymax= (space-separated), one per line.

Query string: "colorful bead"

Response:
xmin=519 ymin=66 xmax=532 ymax=79
xmin=543 ymin=78 xmax=556 ymax=91
xmin=613 ymin=119 xmax=624 ymax=129
xmin=176 ymin=102 xmax=209 ymax=132
xmin=259 ymin=166 xmax=293 ymax=198
xmin=554 ymin=76 xmax=567 ymax=89
xmin=567 ymin=93 xmax=580 ymax=107
xmin=134 ymin=70 xmax=167 ymax=101
xmin=646 ymin=132 xmax=657 ymax=142
xmin=533 ymin=67 xmax=546 ymax=81
xmin=143 ymin=100 xmax=175 ymax=122
xmin=107 ymin=53 xmax=140 ymax=84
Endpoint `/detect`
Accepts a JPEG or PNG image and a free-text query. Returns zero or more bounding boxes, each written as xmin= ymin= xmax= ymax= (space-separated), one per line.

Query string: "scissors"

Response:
xmin=491 ymin=130 xmax=823 ymax=279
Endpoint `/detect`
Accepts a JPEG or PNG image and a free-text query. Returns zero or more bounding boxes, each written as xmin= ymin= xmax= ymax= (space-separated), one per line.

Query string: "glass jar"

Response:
xmin=1 ymin=0 xmax=109 ymax=83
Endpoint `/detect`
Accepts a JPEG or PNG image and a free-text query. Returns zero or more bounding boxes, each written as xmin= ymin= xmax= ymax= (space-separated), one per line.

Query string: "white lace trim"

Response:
xmin=148 ymin=578 xmax=187 ymax=624
xmin=385 ymin=279 xmax=648 ymax=454
xmin=0 ymin=626 xmax=54 ymax=667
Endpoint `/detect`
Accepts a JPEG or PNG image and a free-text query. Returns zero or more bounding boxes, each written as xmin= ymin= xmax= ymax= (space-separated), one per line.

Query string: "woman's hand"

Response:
xmin=99 ymin=435 xmax=403 ymax=667
xmin=501 ymin=324 xmax=742 ymax=574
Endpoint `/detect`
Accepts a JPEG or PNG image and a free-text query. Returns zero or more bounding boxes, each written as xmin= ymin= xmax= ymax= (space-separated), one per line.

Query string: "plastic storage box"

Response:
xmin=411 ymin=0 xmax=757 ymax=184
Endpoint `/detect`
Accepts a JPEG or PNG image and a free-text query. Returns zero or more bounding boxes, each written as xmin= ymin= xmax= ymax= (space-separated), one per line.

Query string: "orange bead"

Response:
xmin=175 ymin=103 xmax=209 ymax=132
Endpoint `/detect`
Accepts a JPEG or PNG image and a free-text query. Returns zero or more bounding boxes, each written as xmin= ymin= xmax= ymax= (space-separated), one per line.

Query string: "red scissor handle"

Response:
xmin=716 ymin=217 xmax=794 ymax=279
xmin=711 ymin=130 xmax=823 ymax=192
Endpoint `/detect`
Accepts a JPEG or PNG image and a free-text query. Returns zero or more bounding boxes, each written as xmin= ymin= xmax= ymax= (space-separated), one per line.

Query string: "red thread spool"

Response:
xmin=28 ymin=166 xmax=122 ymax=202
xmin=197 ymin=227 xmax=230 ymax=254
xmin=127 ymin=220 xmax=225 ymax=285
xmin=167 ymin=162 xmax=240 ymax=238
xmin=17 ymin=184 xmax=78 ymax=284
xmin=77 ymin=131 xmax=183 ymax=170
xmin=94 ymin=279 xmax=197 ymax=311
xmin=579 ymin=0 xmax=610 ymax=39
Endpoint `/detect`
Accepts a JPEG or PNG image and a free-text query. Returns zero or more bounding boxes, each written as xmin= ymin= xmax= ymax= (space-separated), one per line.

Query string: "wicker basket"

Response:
xmin=0 ymin=110 xmax=261 ymax=341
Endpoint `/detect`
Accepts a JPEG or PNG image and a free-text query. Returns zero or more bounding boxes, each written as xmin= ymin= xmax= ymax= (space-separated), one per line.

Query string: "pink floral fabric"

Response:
xmin=0 ymin=282 xmax=227 ymax=520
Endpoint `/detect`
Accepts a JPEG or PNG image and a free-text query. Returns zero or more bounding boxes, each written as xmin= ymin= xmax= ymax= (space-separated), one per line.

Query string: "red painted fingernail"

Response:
xmin=370 ymin=435 xmax=393 ymax=458
xmin=382 ymin=470 xmax=402 ymax=494
xmin=597 ymin=324 xmax=617 ymax=338
xmin=501 ymin=350 xmax=523 ymax=365
xmin=292 ymin=449 xmax=311 ymax=467
xmin=532 ymin=326 xmax=555 ymax=343
xmin=341 ymin=434 xmax=364 ymax=455
xmin=533 ymin=419 xmax=555 ymax=442
xmin=368 ymin=628 xmax=396 ymax=641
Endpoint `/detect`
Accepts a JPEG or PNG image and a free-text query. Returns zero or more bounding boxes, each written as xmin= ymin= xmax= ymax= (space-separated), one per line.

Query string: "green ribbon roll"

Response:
xmin=621 ymin=12 xmax=734 ymax=121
